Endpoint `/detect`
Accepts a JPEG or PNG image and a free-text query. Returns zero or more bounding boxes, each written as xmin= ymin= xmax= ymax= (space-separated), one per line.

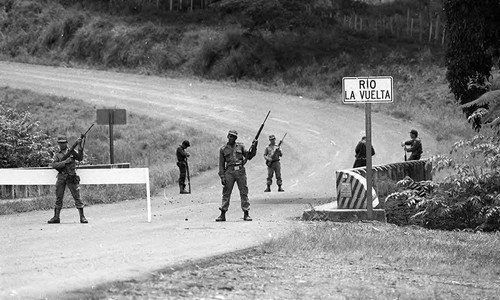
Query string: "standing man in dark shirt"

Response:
xmin=402 ymin=129 xmax=423 ymax=161
xmin=176 ymin=140 xmax=190 ymax=194
xmin=216 ymin=130 xmax=257 ymax=222
xmin=48 ymin=136 xmax=87 ymax=224
xmin=353 ymin=136 xmax=375 ymax=168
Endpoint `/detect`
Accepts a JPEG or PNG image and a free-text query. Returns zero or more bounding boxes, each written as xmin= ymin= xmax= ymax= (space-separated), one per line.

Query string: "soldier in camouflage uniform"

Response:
xmin=216 ymin=130 xmax=257 ymax=222
xmin=48 ymin=136 xmax=87 ymax=224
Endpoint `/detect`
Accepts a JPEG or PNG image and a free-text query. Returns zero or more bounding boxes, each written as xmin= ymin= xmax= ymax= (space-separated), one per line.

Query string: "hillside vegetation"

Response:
xmin=0 ymin=0 xmax=472 ymax=143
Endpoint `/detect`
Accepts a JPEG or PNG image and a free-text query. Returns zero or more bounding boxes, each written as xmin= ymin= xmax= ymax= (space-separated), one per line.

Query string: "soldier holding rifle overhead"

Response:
xmin=216 ymin=111 xmax=270 ymax=222
xmin=48 ymin=124 xmax=93 ymax=224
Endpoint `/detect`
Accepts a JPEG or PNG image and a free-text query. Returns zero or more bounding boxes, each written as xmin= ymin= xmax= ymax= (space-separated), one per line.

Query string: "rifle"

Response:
xmin=243 ymin=110 xmax=271 ymax=165
xmin=266 ymin=132 xmax=287 ymax=167
xmin=61 ymin=123 xmax=94 ymax=161
xmin=185 ymin=158 xmax=191 ymax=194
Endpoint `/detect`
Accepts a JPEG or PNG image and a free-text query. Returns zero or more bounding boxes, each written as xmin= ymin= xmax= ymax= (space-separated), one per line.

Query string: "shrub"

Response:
xmin=0 ymin=105 xmax=56 ymax=168
xmin=386 ymin=136 xmax=500 ymax=232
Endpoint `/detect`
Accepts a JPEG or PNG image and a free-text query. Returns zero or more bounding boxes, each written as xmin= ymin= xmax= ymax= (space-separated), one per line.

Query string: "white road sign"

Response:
xmin=342 ymin=76 xmax=393 ymax=103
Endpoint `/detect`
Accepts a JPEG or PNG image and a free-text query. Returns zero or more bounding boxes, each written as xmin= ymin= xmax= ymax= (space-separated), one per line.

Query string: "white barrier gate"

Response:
xmin=0 ymin=168 xmax=152 ymax=222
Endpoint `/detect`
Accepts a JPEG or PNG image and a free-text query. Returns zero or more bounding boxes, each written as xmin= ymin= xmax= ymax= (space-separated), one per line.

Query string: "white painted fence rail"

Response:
xmin=0 ymin=168 xmax=152 ymax=222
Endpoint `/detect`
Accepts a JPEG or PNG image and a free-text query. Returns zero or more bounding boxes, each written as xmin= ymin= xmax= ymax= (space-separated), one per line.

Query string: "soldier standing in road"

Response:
xmin=176 ymin=140 xmax=190 ymax=194
xmin=264 ymin=134 xmax=284 ymax=192
xmin=353 ymin=136 xmax=375 ymax=168
xmin=401 ymin=129 xmax=423 ymax=161
xmin=216 ymin=130 xmax=257 ymax=222
xmin=48 ymin=136 xmax=88 ymax=224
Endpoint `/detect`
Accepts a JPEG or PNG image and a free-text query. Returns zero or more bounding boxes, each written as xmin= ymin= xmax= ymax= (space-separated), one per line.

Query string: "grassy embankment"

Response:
xmin=0 ymin=0 xmax=475 ymax=148
xmin=0 ymin=87 xmax=223 ymax=214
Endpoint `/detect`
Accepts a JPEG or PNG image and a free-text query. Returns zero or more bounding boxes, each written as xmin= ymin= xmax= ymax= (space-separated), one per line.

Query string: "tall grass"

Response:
xmin=0 ymin=87 xmax=223 ymax=214
xmin=264 ymin=222 xmax=500 ymax=277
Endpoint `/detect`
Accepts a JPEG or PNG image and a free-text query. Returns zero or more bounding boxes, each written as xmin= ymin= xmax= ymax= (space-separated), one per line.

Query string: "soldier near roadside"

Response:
xmin=48 ymin=136 xmax=88 ymax=224
xmin=263 ymin=135 xmax=284 ymax=192
xmin=176 ymin=140 xmax=190 ymax=194
xmin=401 ymin=129 xmax=423 ymax=161
xmin=353 ymin=136 xmax=375 ymax=168
xmin=216 ymin=130 xmax=258 ymax=222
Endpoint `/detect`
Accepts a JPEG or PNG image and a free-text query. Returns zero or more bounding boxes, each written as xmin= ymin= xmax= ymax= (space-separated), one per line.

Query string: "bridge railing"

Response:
xmin=336 ymin=160 xmax=432 ymax=209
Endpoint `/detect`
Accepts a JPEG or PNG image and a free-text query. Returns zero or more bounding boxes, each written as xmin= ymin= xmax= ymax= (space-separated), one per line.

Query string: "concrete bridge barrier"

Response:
xmin=336 ymin=160 xmax=432 ymax=209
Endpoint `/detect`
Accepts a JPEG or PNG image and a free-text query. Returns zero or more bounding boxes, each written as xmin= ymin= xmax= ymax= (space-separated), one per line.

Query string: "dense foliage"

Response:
xmin=0 ymin=106 xmax=55 ymax=168
xmin=444 ymin=0 xmax=500 ymax=111
xmin=385 ymin=136 xmax=500 ymax=232
xmin=213 ymin=0 xmax=338 ymax=32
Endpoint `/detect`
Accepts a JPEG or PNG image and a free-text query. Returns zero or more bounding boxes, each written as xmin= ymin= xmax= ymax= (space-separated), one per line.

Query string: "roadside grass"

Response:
xmin=0 ymin=86 xmax=223 ymax=214
xmin=66 ymin=221 xmax=500 ymax=300
xmin=264 ymin=222 xmax=500 ymax=278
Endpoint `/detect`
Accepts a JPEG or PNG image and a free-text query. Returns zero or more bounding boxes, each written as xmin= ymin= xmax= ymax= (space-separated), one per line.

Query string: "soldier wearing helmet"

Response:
xmin=263 ymin=134 xmax=284 ymax=192
xmin=401 ymin=129 xmax=423 ymax=160
xmin=176 ymin=140 xmax=191 ymax=194
xmin=48 ymin=135 xmax=87 ymax=224
xmin=216 ymin=129 xmax=258 ymax=222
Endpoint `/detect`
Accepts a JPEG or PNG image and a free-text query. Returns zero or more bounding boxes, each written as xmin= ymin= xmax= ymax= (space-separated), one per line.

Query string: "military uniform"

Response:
xmin=263 ymin=135 xmax=284 ymax=192
xmin=176 ymin=140 xmax=190 ymax=194
xmin=48 ymin=136 xmax=87 ymax=224
xmin=216 ymin=130 xmax=257 ymax=221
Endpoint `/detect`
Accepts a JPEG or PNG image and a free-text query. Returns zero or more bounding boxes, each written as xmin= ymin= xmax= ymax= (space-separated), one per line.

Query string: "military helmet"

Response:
xmin=228 ymin=130 xmax=238 ymax=137
xmin=269 ymin=134 xmax=276 ymax=140
xmin=57 ymin=136 xmax=68 ymax=143
xmin=182 ymin=140 xmax=190 ymax=147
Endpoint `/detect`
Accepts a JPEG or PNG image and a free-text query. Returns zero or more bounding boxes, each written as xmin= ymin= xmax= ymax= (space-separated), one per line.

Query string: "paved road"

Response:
xmin=0 ymin=61 xmax=436 ymax=299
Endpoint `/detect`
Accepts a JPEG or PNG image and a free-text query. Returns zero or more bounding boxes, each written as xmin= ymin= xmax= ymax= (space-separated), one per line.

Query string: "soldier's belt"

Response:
xmin=228 ymin=165 xmax=243 ymax=171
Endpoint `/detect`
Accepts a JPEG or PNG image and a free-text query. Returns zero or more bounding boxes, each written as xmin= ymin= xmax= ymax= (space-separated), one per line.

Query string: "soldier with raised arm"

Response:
xmin=48 ymin=135 xmax=88 ymax=224
xmin=216 ymin=130 xmax=258 ymax=222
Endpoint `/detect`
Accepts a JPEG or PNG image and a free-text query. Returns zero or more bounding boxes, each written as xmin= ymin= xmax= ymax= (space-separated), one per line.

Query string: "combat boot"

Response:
xmin=264 ymin=185 xmax=271 ymax=192
xmin=243 ymin=211 xmax=252 ymax=221
xmin=179 ymin=184 xmax=189 ymax=194
xmin=77 ymin=208 xmax=88 ymax=224
xmin=278 ymin=185 xmax=285 ymax=192
xmin=48 ymin=208 xmax=61 ymax=224
xmin=215 ymin=209 xmax=226 ymax=222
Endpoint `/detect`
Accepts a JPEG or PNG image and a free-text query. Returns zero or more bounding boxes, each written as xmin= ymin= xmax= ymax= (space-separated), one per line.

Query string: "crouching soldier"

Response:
xmin=48 ymin=136 xmax=88 ymax=224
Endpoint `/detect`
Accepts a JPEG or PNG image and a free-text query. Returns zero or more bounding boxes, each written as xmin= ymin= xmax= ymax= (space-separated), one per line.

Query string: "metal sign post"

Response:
xmin=96 ymin=109 xmax=127 ymax=164
xmin=342 ymin=76 xmax=393 ymax=220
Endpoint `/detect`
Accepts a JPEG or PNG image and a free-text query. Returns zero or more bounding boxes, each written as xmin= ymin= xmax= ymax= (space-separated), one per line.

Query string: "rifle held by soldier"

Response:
xmin=244 ymin=110 xmax=271 ymax=164
xmin=186 ymin=157 xmax=191 ymax=194
xmin=61 ymin=123 xmax=94 ymax=161
xmin=266 ymin=132 xmax=286 ymax=167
